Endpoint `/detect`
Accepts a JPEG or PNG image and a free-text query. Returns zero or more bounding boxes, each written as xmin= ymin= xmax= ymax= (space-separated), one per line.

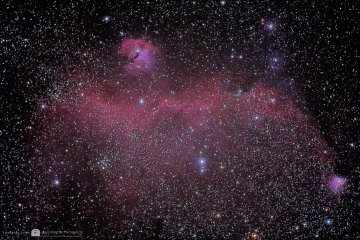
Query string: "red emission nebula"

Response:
xmin=32 ymin=38 xmax=344 ymax=237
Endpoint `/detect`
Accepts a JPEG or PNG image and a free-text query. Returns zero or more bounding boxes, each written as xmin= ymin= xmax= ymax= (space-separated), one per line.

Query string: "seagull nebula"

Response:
xmin=2 ymin=1 xmax=358 ymax=239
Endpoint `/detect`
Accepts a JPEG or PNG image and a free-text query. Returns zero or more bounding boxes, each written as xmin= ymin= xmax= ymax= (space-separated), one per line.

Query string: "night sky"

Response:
xmin=2 ymin=1 xmax=359 ymax=239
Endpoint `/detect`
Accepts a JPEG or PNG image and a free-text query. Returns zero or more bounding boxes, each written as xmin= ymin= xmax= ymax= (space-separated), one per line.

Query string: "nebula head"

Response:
xmin=119 ymin=38 xmax=161 ymax=76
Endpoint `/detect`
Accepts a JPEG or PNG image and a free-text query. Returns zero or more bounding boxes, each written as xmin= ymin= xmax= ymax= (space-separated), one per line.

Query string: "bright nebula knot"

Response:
xmin=119 ymin=38 xmax=161 ymax=76
xmin=328 ymin=175 xmax=347 ymax=195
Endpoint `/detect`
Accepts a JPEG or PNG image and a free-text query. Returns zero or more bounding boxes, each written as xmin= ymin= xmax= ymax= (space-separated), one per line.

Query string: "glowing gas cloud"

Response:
xmin=119 ymin=38 xmax=161 ymax=76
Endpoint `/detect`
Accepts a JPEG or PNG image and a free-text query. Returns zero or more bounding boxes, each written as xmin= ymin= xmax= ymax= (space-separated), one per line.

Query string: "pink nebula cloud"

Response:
xmin=119 ymin=38 xmax=161 ymax=76
xmin=328 ymin=175 xmax=347 ymax=195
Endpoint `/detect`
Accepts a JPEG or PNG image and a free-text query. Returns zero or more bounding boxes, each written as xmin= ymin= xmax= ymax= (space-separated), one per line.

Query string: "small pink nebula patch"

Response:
xmin=119 ymin=38 xmax=160 ymax=76
xmin=328 ymin=175 xmax=347 ymax=195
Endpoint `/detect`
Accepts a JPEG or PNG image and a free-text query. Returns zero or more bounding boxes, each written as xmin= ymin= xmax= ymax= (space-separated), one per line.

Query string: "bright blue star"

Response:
xmin=54 ymin=179 xmax=60 ymax=186
xmin=324 ymin=217 xmax=333 ymax=225
xmin=139 ymin=98 xmax=145 ymax=105
xmin=103 ymin=16 xmax=110 ymax=23
xmin=267 ymin=23 xmax=274 ymax=30
xmin=198 ymin=157 xmax=207 ymax=173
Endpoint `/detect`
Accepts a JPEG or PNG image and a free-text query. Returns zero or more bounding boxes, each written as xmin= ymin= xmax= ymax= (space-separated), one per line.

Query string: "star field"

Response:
xmin=2 ymin=1 xmax=359 ymax=239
